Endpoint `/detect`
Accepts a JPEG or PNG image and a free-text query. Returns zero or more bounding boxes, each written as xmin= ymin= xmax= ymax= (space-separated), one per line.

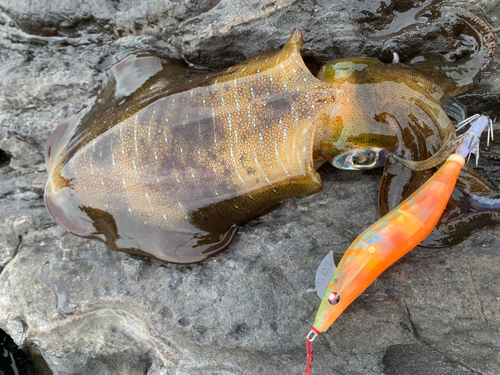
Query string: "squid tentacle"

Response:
xmin=469 ymin=193 xmax=500 ymax=212
xmin=390 ymin=131 xmax=457 ymax=171
xmin=421 ymin=210 xmax=500 ymax=247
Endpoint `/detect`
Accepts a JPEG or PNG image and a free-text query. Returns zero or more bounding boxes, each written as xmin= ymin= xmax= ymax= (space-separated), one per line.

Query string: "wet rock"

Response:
xmin=0 ymin=0 xmax=499 ymax=374
xmin=0 ymin=214 xmax=20 ymax=269
xmin=0 ymin=137 xmax=45 ymax=171
xmin=0 ymin=0 xmax=117 ymax=37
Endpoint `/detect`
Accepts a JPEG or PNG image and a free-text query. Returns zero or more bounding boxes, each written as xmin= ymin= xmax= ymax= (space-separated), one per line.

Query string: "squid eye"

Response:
xmin=328 ymin=292 xmax=340 ymax=305
xmin=352 ymin=151 xmax=377 ymax=166
xmin=332 ymin=148 xmax=389 ymax=170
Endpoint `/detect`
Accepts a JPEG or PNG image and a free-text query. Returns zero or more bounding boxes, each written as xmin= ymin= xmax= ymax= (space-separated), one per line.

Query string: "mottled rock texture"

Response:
xmin=0 ymin=0 xmax=499 ymax=374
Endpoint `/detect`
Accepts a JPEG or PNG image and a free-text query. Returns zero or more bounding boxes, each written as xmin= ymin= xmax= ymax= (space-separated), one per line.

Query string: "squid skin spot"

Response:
xmin=132 ymin=159 xmax=138 ymax=175
xmin=248 ymin=194 xmax=260 ymax=203
xmin=145 ymin=192 xmax=153 ymax=210
xmin=177 ymin=199 xmax=187 ymax=213
xmin=134 ymin=123 xmax=138 ymax=153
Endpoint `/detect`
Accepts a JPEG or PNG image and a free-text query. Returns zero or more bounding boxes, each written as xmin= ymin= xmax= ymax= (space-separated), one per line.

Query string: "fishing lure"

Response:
xmin=45 ymin=6 xmax=498 ymax=263
xmin=305 ymin=115 xmax=494 ymax=374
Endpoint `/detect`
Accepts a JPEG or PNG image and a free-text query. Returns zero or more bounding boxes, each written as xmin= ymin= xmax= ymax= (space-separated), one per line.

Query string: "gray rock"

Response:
xmin=0 ymin=0 xmax=499 ymax=374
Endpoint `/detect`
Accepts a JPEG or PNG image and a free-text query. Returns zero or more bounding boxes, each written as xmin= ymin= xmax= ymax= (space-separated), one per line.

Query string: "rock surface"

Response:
xmin=0 ymin=0 xmax=499 ymax=374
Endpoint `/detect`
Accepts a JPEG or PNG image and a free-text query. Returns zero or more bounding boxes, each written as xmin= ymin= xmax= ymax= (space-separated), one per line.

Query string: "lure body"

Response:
xmin=312 ymin=115 xmax=491 ymax=333
xmin=313 ymin=154 xmax=465 ymax=332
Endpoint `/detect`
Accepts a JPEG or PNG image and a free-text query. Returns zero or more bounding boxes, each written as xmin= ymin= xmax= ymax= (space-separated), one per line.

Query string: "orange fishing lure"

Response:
xmin=306 ymin=115 xmax=493 ymax=374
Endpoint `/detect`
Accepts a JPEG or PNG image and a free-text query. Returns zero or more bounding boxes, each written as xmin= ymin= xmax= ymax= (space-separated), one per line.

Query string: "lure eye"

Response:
xmin=328 ymin=292 xmax=340 ymax=305
xmin=332 ymin=148 xmax=389 ymax=170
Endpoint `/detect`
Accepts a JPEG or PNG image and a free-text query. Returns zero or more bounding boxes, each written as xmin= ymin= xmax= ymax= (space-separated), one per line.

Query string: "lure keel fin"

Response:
xmin=315 ymin=250 xmax=336 ymax=299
